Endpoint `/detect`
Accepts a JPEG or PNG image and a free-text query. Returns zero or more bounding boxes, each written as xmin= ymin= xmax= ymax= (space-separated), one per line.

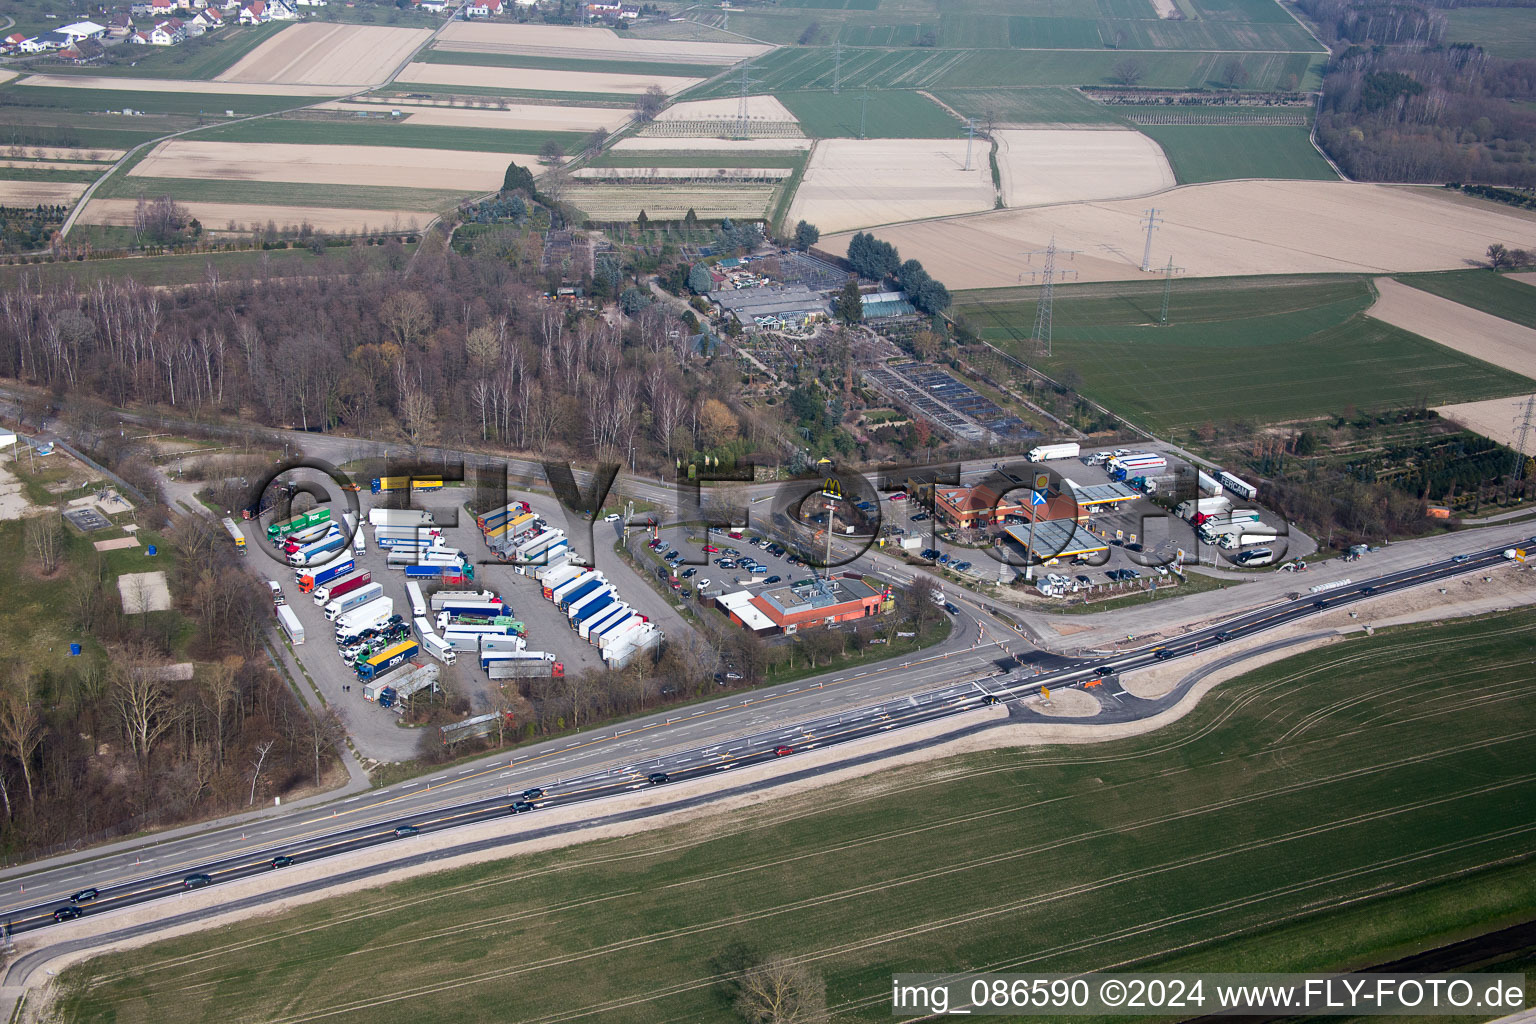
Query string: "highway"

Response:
xmin=1 ymin=540 xmax=1517 ymax=938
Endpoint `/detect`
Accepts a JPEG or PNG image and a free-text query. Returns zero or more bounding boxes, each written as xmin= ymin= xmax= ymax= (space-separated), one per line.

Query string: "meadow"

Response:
xmin=957 ymin=275 xmax=1532 ymax=431
xmin=413 ymin=49 xmax=725 ymax=79
xmin=1136 ymin=124 xmax=1337 ymax=182
xmin=684 ymin=46 xmax=1322 ymax=98
xmin=1394 ymin=269 xmax=1536 ymax=332
xmin=0 ymin=243 xmax=412 ymax=289
xmin=1443 ymin=6 xmax=1536 ymax=59
xmin=933 ymin=86 xmax=1127 ymax=125
xmin=94 ymin=175 xmax=466 ymax=212
xmin=775 ymin=89 xmax=961 ymax=138
xmin=1 ymin=83 xmax=308 ymax=117
xmin=192 ymin=116 xmax=587 ymax=156
xmin=52 ymin=610 xmax=1536 ymax=1023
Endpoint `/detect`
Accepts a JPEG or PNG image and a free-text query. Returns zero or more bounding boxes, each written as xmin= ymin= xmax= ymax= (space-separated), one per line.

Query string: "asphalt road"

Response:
xmin=0 ymin=542 xmax=1516 ymax=937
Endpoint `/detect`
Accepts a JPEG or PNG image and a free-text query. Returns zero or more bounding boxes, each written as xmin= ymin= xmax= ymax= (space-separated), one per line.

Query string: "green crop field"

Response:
xmin=1138 ymin=125 xmax=1336 ymax=182
xmin=36 ymin=23 xmax=290 ymax=80
xmin=378 ymin=84 xmax=636 ymax=106
xmin=53 ymin=610 xmax=1536 ymax=1023
xmin=776 ymin=89 xmax=961 ymax=137
xmin=1395 ymin=270 xmax=1536 ymax=332
xmin=193 ymin=116 xmax=588 ymax=155
xmin=1444 ymin=7 xmax=1536 ymax=59
xmin=683 ymin=47 xmax=1323 ymax=97
xmin=587 ymin=151 xmax=807 ymax=168
xmin=416 ymin=48 xmax=725 ymax=79
xmin=0 ymin=244 xmax=410 ymax=290
xmin=95 ymin=175 xmax=466 ymax=213
xmin=957 ymin=276 xmax=1531 ymax=431
xmin=932 ymin=86 xmax=1127 ymax=125
xmin=0 ymin=84 xmax=310 ymax=117
xmin=0 ymin=166 xmax=104 ymax=183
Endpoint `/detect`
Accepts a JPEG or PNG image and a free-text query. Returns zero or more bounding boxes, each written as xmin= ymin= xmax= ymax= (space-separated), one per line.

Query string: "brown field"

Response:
xmin=1367 ymin=277 xmax=1536 ymax=381
xmin=15 ymin=74 xmax=345 ymax=97
xmin=315 ymin=99 xmax=627 ymax=133
xmin=217 ymin=24 xmax=432 ymax=86
xmin=0 ymin=159 xmax=108 ymax=171
xmin=130 ymin=140 xmax=522 ymax=190
xmin=79 ymin=199 xmax=433 ymax=234
xmin=827 ymin=182 xmax=1536 ymax=290
xmin=1512 ymin=272 xmax=1536 ymax=288
xmin=569 ymin=183 xmax=776 ymax=220
xmin=996 ymin=128 xmax=1175 ymax=207
xmin=1434 ymin=394 xmax=1536 ymax=455
xmin=394 ymin=62 xmax=701 ymax=95
xmin=0 ymin=145 xmax=124 ymax=161
xmin=0 ymin=70 xmax=18 ymax=86
xmin=611 ymin=137 xmax=812 ymax=152
xmin=789 ymin=138 xmax=994 ymax=234
xmin=572 ymin=166 xmax=790 ymax=179
xmin=656 ymin=95 xmax=797 ymax=122
xmin=0 ymin=180 xmax=89 ymax=204
xmin=433 ymin=22 xmax=768 ymax=64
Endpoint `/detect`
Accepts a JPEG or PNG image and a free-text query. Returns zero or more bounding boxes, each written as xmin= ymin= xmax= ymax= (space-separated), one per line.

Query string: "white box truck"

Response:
xmin=1027 ymin=442 xmax=1080 ymax=462
xmin=430 ymin=590 xmax=496 ymax=611
xmin=405 ymin=581 xmax=427 ymax=618
xmin=412 ymin=618 xmax=459 ymax=665
xmin=368 ymin=508 xmax=435 ymax=528
xmin=332 ymin=596 xmax=394 ymax=637
xmin=276 ymin=603 xmax=305 ymax=645
xmin=324 ymin=582 xmax=385 ymax=621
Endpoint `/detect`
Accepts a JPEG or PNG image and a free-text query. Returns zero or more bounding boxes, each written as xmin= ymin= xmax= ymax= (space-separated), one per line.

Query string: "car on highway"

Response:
xmin=271 ymin=855 xmax=295 ymax=868
xmin=1452 ymin=553 xmax=1470 ymax=563
xmin=944 ymin=602 xmax=960 ymax=615
xmin=511 ymin=801 xmax=534 ymax=814
xmin=53 ymin=905 xmax=83 ymax=922
xmin=183 ymin=873 xmax=213 ymax=889
xmin=1153 ymin=649 xmax=1174 ymax=660
xmin=1213 ymin=631 xmax=1232 ymax=642
xmin=523 ymin=787 xmax=544 ymax=800
xmin=981 ymin=694 xmax=1001 ymax=705
xmin=774 ymin=745 xmax=794 ymax=757
xmin=1362 ymin=586 xmax=1376 ymax=595
xmin=647 ymin=772 xmax=670 ymax=785
xmin=70 ymin=887 xmax=100 ymax=903
xmin=1313 ymin=600 xmax=1328 ymax=609
xmin=393 ymin=825 xmax=420 ymax=838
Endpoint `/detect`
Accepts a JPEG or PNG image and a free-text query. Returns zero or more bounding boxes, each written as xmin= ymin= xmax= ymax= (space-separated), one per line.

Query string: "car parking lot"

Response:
xmin=642 ymin=524 xmax=820 ymax=598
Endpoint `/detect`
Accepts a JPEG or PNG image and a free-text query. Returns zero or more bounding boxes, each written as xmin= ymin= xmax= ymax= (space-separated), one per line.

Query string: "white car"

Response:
xmin=603 ymin=513 xmax=621 ymax=522
xmin=698 ymin=578 xmax=711 ymax=589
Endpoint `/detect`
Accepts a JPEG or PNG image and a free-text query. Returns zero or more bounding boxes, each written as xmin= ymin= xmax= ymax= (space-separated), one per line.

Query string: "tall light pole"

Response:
xmin=820 ymin=477 xmax=841 ymax=581
xmin=1024 ymin=470 xmax=1048 ymax=581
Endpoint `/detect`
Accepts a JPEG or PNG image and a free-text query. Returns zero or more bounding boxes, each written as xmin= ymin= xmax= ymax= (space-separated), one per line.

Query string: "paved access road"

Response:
xmin=2 ymin=542 xmax=1516 ymax=936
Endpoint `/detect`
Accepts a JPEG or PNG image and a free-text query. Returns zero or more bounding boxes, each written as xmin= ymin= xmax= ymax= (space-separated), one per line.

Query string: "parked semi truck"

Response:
xmin=282 ymin=522 xmax=334 ymax=552
xmin=1027 ymin=442 xmax=1080 ymax=462
xmin=332 ymin=596 xmax=394 ymax=637
xmin=487 ymin=656 xmax=564 ymax=681
xmin=479 ymin=635 xmax=529 ymax=653
xmin=266 ymin=508 xmax=331 ymax=543
xmin=294 ymin=557 xmax=356 ymax=593
xmin=313 ymin=570 xmax=372 ymax=605
xmin=430 ymin=590 xmax=496 ymax=611
xmin=1176 ymin=497 xmax=1231 ymax=520
xmin=275 ymin=604 xmax=305 ymax=645
xmin=593 ymin=612 xmax=637 ymax=649
xmin=386 ymin=549 xmax=463 ymax=569
xmin=556 ymin=574 xmax=605 ymax=610
xmin=1197 ymin=470 xmax=1224 ymax=495
xmin=368 ymin=508 xmax=435 ymax=528
xmin=288 ymin=531 xmax=347 ymax=567
xmin=485 ymin=511 xmax=536 ymax=543
xmin=1217 ymin=471 xmax=1259 ymax=501
xmin=356 ymin=640 xmax=419 ymax=681
xmin=405 ymin=581 xmax=427 ymax=618
xmin=580 ymin=602 xmax=629 ymax=641
xmin=569 ymin=588 xmax=615 ymax=627
xmin=476 ymin=501 xmax=532 ymax=533
xmin=222 ymin=517 xmax=246 ymax=553
xmin=324 ymin=582 xmax=385 ymax=621
xmin=436 ymin=599 xmax=509 ymax=619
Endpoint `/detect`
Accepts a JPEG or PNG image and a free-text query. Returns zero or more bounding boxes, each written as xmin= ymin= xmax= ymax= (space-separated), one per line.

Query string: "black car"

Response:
xmin=1153 ymin=649 xmax=1174 ymax=660
xmin=53 ymin=905 xmax=83 ymax=922
xmin=183 ymin=873 xmax=213 ymax=889
xmin=1362 ymin=585 xmax=1376 ymax=595
xmin=647 ymin=772 xmax=670 ymax=785
xmin=1213 ymin=631 xmax=1232 ymax=642
xmin=765 ymin=575 xmax=782 ymax=584
xmin=393 ymin=824 xmax=419 ymax=838
xmin=522 ymin=787 xmax=545 ymax=800
xmin=70 ymin=887 xmax=100 ymax=903
xmin=511 ymin=801 xmax=534 ymax=814
xmin=981 ymin=694 xmax=1001 ymax=705
xmin=944 ymin=602 xmax=960 ymax=615
xmin=1313 ymin=599 xmax=1328 ymax=609
xmin=270 ymin=855 xmax=295 ymax=869
xmin=911 ymin=513 xmax=929 ymax=521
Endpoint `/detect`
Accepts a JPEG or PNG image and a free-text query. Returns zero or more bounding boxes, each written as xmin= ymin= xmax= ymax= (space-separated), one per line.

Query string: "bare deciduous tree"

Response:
xmin=24 ymin=510 xmax=65 ymax=575
xmin=248 ymin=739 xmax=276 ymax=805
xmin=733 ymin=957 xmax=829 ymax=1024
xmin=0 ymin=671 xmax=44 ymax=805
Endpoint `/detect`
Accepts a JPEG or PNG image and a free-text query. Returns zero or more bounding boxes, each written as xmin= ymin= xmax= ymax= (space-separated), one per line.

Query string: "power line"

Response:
xmin=1159 ymin=256 xmax=1184 ymax=325
xmin=734 ymin=64 xmax=759 ymax=140
xmin=832 ymin=40 xmax=843 ymax=94
xmin=963 ymin=117 xmax=976 ymax=171
xmin=1020 ymin=238 xmax=1079 ymax=358
xmin=1139 ymin=207 xmax=1161 ymax=273
xmin=1511 ymin=394 xmax=1535 ymax=482
xmin=859 ymin=87 xmax=868 ymax=140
